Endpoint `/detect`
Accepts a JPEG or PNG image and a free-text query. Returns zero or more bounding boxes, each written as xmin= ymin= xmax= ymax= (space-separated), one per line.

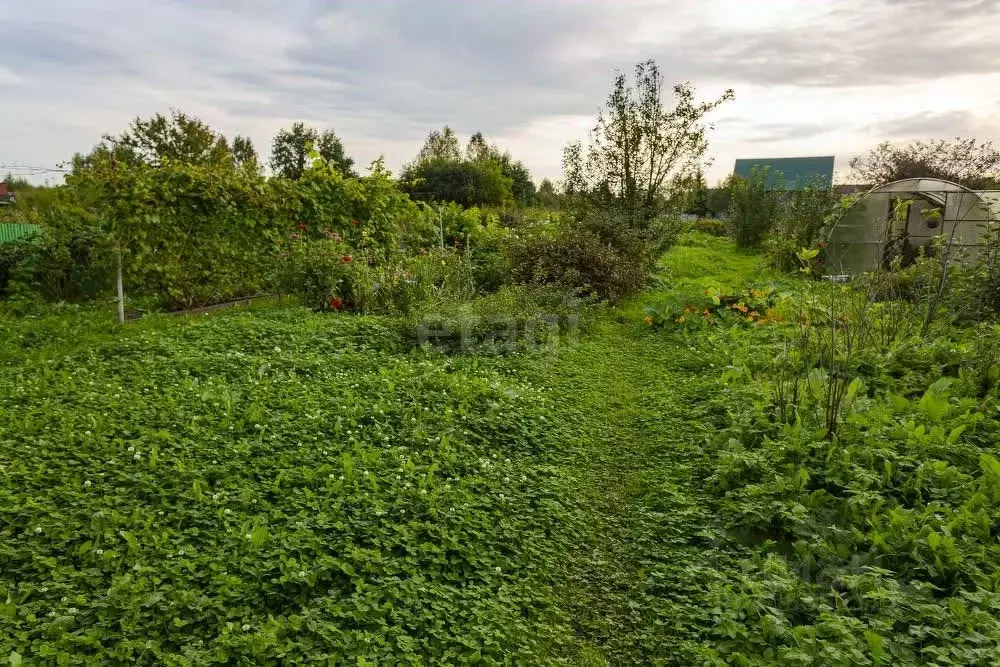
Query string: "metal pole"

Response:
xmin=438 ymin=205 xmax=445 ymax=250
xmin=116 ymin=248 xmax=125 ymax=324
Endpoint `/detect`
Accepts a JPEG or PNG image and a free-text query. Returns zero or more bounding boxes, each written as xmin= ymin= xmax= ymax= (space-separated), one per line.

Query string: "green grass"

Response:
xmin=2 ymin=235 xmax=999 ymax=665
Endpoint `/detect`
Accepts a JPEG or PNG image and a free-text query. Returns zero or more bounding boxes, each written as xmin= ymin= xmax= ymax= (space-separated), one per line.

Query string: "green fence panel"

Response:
xmin=0 ymin=224 xmax=41 ymax=244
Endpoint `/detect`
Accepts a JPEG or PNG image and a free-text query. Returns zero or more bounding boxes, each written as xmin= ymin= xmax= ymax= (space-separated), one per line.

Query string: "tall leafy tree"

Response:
xmin=850 ymin=138 xmax=1000 ymax=189
xmin=270 ymin=122 xmax=355 ymax=179
xmin=231 ymin=135 xmax=260 ymax=172
xmin=537 ymin=178 xmax=560 ymax=209
xmin=562 ymin=59 xmax=733 ymax=228
xmin=416 ymin=126 xmax=462 ymax=163
xmin=402 ymin=126 xmax=538 ymax=207
xmin=113 ymin=110 xmax=232 ymax=167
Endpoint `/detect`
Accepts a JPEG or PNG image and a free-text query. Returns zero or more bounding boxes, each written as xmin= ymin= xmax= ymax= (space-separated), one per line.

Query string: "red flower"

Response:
xmin=350 ymin=218 xmax=361 ymax=226
xmin=815 ymin=241 xmax=827 ymax=249
xmin=328 ymin=297 xmax=343 ymax=310
xmin=342 ymin=254 xmax=352 ymax=263
xmin=296 ymin=223 xmax=308 ymax=230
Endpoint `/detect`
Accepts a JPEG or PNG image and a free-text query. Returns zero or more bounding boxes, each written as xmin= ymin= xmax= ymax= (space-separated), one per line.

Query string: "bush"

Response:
xmin=277 ymin=237 xmax=355 ymax=311
xmin=0 ymin=212 xmax=110 ymax=302
xmin=506 ymin=223 xmax=649 ymax=302
xmin=351 ymin=249 xmax=476 ymax=315
xmin=692 ymin=218 xmax=728 ymax=237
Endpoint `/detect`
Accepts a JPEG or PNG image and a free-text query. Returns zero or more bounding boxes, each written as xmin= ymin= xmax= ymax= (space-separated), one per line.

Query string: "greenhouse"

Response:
xmin=825 ymin=177 xmax=1000 ymax=275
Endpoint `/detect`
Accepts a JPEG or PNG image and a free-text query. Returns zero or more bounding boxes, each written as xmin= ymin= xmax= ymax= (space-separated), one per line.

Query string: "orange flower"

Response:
xmin=677 ymin=315 xmax=686 ymax=323
xmin=644 ymin=316 xmax=653 ymax=325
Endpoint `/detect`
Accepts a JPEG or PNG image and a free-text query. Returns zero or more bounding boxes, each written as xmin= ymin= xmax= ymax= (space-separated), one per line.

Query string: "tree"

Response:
xmin=113 ymin=110 xmax=232 ymax=167
xmin=562 ymin=60 xmax=734 ymax=229
xmin=315 ymin=131 xmax=355 ymax=177
xmin=537 ymin=178 xmax=560 ymax=209
xmin=850 ymin=138 xmax=1000 ymax=190
xmin=684 ymin=168 xmax=710 ymax=218
xmin=416 ymin=126 xmax=462 ymax=162
xmin=400 ymin=127 xmax=535 ymax=207
xmin=270 ymin=122 xmax=355 ymax=179
xmin=466 ymin=131 xmax=489 ymax=162
xmin=231 ymin=135 xmax=260 ymax=172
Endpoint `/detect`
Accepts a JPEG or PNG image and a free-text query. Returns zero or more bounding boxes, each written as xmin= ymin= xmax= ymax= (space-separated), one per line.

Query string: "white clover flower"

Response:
xmin=224 ymin=509 xmax=232 ymax=515
xmin=495 ymin=566 xmax=502 ymax=574
xmin=34 ymin=527 xmax=43 ymax=534
xmin=68 ymin=607 xmax=77 ymax=614
xmin=298 ymin=570 xmax=306 ymax=577
xmin=133 ymin=453 xmax=141 ymax=460
xmin=503 ymin=477 xmax=510 ymax=484
xmin=242 ymin=623 xmax=251 ymax=631
xmin=61 ymin=597 xmax=68 ymax=602
xmin=420 ymin=489 xmax=427 ymax=495
xmin=96 ymin=549 xmax=104 ymax=555
xmin=127 ymin=446 xmax=135 ymax=452
xmin=245 ymin=533 xmax=252 ymax=539
xmin=84 ymin=480 xmax=92 ymax=488
xmin=40 ymin=586 xmax=48 ymax=592
xmin=84 ymin=430 xmax=91 ymax=436
xmin=48 ymin=611 xmax=56 ymax=617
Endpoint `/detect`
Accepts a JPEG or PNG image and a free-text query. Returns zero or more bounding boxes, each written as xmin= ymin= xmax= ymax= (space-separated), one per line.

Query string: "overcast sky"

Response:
xmin=3 ymin=0 xmax=998 ymax=185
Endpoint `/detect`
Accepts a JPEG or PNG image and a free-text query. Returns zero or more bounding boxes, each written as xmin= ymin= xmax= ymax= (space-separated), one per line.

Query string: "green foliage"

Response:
xmin=692 ymin=217 xmax=728 ymax=237
xmin=0 ymin=308 xmax=587 ymax=663
xmin=0 ymin=209 xmax=110 ymax=304
xmin=729 ymin=167 xmax=780 ymax=248
xmin=404 ymin=285 xmax=582 ymax=354
xmin=277 ymin=236 xmax=355 ymax=311
xmin=644 ymin=283 xmax=787 ymax=330
xmin=400 ymin=128 xmax=535 ymax=209
xmin=562 ymin=59 xmax=733 ymax=230
xmin=352 ymin=250 xmax=476 ymax=316
xmin=1 ymin=233 xmax=998 ymax=664
xmin=764 ymin=182 xmax=839 ymax=272
xmin=506 ymin=219 xmax=653 ymax=302
xmin=270 ymin=122 xmax=355 ymax=179
xmin=106 ymin=110 xmax=234 ymax=168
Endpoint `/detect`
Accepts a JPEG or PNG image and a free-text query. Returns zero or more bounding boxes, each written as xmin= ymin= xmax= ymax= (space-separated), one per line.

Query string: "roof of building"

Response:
xmin=733 ymin=156 xmax=835 ymax=189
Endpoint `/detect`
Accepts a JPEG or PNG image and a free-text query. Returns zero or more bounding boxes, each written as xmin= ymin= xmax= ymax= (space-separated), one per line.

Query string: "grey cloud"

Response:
xmin=869 ymin=110 xmax=980 ymax=138
xmin=2 ymin=0 xmax=998 ymax=182
xmin=742 ymin=122 xmax=833 ymax=144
